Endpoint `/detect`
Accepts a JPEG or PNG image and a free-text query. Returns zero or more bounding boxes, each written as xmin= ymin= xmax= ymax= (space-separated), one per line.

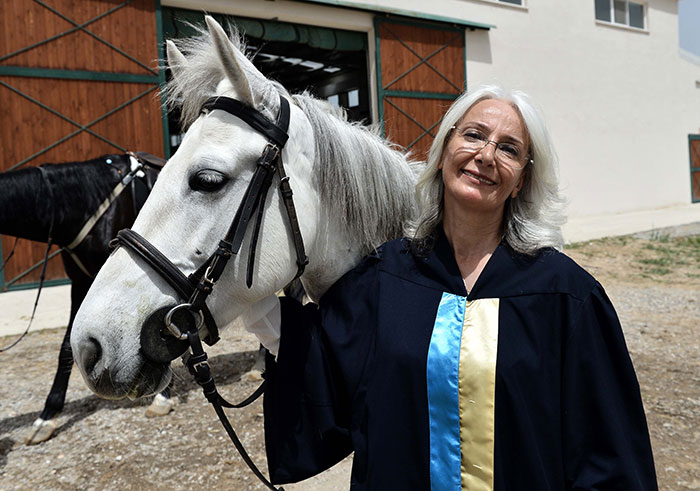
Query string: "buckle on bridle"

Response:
xmin=259 ymin=143 xmax=280 ymax=165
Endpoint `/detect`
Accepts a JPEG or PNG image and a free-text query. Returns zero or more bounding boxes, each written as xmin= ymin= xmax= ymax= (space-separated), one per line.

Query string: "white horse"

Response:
xmin=70 ymin=16 xmax=417 ymax=400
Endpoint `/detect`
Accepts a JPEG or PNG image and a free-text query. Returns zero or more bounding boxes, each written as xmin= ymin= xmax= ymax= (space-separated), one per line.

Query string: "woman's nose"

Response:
xmin=475 ymin=140 xmax=497 ymax=165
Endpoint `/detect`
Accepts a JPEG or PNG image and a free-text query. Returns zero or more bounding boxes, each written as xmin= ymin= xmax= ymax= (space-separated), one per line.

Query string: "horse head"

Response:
xmin=70 ymin=16 xmax=417 ymax=400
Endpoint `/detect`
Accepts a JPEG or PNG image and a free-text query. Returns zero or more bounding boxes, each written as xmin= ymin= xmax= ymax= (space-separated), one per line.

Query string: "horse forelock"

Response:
xmin=164 ymin=24 xmax=285 ymax=129
xmin=293 ymin=94 xmax=419 ymax=254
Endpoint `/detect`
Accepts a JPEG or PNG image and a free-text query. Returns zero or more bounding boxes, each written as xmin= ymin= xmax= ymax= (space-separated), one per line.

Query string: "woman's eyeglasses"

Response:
xmin=450 ymin=126 xmax=532 ymax=169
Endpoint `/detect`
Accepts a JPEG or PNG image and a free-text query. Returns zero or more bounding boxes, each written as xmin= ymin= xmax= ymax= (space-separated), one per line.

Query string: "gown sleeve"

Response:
xmin=562 ymin=283 xmax=658 ymax=490
xmin=262 ymin=257 xmax=380 ymax=484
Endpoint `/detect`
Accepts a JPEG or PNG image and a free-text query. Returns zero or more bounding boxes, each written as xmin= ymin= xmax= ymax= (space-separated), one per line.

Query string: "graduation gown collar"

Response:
xmin=403 ymin=225 xmax=528 ymax=300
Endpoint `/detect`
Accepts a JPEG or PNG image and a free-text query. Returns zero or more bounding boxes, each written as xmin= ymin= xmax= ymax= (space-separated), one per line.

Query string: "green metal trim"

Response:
xmin=374 ymin=16 xmax=385 ymax=136
xmin=0 ymin=1 xmax=131 ymax=64
xmin=6 ymin=278 xmax=71 ymax=292
xmin=463 ymin=28 xmax=468 ymax=92
xmin=33 ymin=0 xmax=157 ymax=75
xmin=384 ymin=90 xmax=460 ymax=100
xmin=298 ymin=0 xmax=495 ymax=30
xmin=0 ymin=66 xmax=159 ymax=84
xmin=4 ymin=81 xmax=158 ymax=171
xmin=371 ymin=15 xmax=465 ymax=33
xmin=155 ymin=0 xmax=170 ymax=160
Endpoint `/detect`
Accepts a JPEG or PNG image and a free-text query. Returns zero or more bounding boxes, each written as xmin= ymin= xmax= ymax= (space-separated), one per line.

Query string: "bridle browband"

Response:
xmin=111 ymin=93 xmax=307 ymax=491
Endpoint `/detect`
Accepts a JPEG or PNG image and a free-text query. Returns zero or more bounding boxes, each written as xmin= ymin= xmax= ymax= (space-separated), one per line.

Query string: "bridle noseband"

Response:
xmin=111 ymin=94 xmax=308 ymax=491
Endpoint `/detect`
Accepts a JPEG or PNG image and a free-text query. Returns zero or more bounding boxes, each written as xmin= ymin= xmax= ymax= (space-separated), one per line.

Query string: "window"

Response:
xmin=595 ymin=0 xmax=646 ymax=29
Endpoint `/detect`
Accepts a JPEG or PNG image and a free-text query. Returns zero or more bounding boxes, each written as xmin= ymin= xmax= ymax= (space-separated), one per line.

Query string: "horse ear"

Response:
xmin=205 ymin=15 xmax=255 ymax=107
xmin=166 ymin=40 xmax=188 ymax=81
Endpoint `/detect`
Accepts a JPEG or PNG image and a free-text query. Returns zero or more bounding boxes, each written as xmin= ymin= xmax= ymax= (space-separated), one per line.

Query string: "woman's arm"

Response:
xmin=562 ymin=285 xmax=657 ymax=490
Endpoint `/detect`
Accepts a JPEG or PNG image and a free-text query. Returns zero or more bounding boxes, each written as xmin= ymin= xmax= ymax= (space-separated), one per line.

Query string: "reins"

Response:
xmin=111 ymin=94 xmax=307 ymax=491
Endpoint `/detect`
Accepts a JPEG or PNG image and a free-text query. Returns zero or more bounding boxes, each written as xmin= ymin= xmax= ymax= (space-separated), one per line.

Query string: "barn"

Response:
xmin=2 ymin=0 xmax=699 ymax=290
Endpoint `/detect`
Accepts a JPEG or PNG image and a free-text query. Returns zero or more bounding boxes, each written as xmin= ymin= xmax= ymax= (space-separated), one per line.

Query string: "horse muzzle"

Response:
xmin=73 ymin=333 xmax=171 ymax=400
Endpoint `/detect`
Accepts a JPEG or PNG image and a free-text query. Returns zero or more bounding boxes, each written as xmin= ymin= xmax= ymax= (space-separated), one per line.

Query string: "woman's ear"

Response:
xmin=510 ymin=169 xmax=526 ymax=198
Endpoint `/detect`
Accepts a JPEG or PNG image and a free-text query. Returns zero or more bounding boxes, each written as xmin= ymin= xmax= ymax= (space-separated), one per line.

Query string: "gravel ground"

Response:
xmin=1 ymin=234 xmax=698 ymax=490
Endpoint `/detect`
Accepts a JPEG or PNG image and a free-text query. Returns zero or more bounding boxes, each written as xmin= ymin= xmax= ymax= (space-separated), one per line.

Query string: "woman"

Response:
xmin=245 ymin=86 xmax=657 ymax=490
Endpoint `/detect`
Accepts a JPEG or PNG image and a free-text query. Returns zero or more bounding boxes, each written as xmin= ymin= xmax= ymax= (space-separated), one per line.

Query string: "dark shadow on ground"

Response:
xmin=0 ymin=350 xmax=258 ymax=436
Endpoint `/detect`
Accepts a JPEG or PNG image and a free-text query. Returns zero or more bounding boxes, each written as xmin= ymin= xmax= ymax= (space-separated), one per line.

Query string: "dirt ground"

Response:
xmin=1 ymin=233 xmax=698 ymax=490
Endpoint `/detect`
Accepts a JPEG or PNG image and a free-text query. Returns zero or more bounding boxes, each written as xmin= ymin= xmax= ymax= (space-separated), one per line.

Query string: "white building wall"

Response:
xmin=163 ymin=0 xmax=700 ymax=241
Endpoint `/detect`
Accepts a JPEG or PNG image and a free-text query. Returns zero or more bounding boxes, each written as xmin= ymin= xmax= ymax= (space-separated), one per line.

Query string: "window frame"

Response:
xmin=477 ymin=0 xmax=528 ymax=9
xmin=595 ymin=0 xmax=647 ymax=31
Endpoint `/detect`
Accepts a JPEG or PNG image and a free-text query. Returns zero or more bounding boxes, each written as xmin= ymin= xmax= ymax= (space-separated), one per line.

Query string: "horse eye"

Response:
xmin=189 ymin=169 xmax=228 ymax=192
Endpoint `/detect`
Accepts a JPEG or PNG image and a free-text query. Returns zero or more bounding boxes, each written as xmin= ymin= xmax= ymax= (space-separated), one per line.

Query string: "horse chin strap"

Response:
xmin=111 ymin=94 xmax=307 ymax=491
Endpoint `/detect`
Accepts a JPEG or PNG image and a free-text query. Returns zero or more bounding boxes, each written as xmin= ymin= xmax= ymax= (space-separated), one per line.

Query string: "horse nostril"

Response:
xmin=79 ymin=337 xmax=102 ymax=375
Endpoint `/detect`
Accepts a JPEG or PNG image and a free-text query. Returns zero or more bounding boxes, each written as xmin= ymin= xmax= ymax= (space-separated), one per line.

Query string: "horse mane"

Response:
xmin=164 ymin=25 xmax=419 ymax=254
xmin=293 ymin=95 xmax=418 ymax=252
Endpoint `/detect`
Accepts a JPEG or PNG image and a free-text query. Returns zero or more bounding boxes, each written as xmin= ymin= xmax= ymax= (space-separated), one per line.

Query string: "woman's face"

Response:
xmin=439 ymin=98 xmax=529 ymax=218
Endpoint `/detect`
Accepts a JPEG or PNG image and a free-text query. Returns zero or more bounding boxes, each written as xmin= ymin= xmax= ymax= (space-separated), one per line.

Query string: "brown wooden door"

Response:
xmin=691 ymin=135 xmax=700 ymax=203
xmin=0 ymin=0 xmax=165 ymax=290
xmin=375 ymin=17 xmax=466 ymax=161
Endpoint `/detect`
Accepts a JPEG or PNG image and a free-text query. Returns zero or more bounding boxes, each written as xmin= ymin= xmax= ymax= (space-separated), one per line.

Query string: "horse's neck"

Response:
xmin=0 ymin=159 xmax=126 ymax=245
xmin=0 ymin=168 xmax=55 ymax=243
xmin=302 ymin=211 xmax=366 ymax=302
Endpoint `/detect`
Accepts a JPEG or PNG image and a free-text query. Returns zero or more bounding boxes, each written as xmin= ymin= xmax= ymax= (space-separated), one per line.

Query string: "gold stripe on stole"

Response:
xmin=459 ymin=298 xmax=499 ymax=490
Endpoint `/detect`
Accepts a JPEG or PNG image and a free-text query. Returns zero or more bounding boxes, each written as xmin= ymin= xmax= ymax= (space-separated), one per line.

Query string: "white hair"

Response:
xmin=405 ymin=85 xmax=567 ymax=254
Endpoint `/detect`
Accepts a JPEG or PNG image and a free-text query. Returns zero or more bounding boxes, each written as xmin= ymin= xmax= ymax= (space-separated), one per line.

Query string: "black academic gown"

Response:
xmin=263 ymin=230 xmax=657 ymax=490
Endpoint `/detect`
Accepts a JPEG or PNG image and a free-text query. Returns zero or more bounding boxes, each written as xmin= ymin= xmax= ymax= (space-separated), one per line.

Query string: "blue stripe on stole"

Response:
xmin=426 ymin=292 xmax=465 ymax=490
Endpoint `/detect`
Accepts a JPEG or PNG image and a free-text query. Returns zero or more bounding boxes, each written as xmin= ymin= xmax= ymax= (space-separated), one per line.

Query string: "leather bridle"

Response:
xmin=111 ymin=94 xmax=306 ymax=491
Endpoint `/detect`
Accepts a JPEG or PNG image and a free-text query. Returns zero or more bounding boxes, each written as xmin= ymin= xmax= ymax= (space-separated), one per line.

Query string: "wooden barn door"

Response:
xmin=0 ymin=0 xmax=167 ymax=291
xmin=690 ymin=135 xmax=700 ymax=203
xmin=375 ymin=17 xmax=466 ymax=160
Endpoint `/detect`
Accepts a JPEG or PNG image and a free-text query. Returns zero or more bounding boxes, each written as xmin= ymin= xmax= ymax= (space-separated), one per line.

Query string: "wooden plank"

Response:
xmin=378 ymin=22 xmax=463 ymax=94
xmin=691 ymin=140 xmax=700 ymax=168
xmin=1 ymin=76 xmax=163 ymax=170
xmin=383 ymin=96 xmax=453 ymax=161
xmin=0 ymin=0 xmax=158 ymax=74
xmin=0 ymin=237 xmax=65 ymax=287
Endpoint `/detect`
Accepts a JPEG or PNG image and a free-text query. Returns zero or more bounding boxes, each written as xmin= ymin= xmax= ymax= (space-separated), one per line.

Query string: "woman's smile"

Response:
xmin=461 ymin=168 xmax=496 ymax=185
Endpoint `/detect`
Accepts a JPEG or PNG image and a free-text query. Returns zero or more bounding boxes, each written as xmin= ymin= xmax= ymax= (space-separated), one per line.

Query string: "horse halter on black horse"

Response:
xmin=111 ymin=94 xmax=307 ymax=491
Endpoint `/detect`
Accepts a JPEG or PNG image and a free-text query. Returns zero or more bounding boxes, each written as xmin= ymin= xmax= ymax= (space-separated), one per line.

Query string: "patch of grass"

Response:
xmin=632 ymin=234 xmax=700 ymax=279
xmin=637 ymin=257 xmax=673 ymax=267
xmin=648 ymin=230 xmax=671 ymax=242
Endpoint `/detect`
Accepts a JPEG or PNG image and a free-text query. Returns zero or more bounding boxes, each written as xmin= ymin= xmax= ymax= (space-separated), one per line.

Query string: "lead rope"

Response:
xmin=0 ymin=237 xmax=19 ymax=275
xmin=1 ymin=166 xmax=56 ymax=352
xmin=183 ymin=327 xmax=283 ymax=491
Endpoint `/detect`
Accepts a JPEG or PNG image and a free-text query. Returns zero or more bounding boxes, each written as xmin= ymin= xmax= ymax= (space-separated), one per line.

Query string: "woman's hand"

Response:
xmin=240 ymin=295 xmax=281 ymax=356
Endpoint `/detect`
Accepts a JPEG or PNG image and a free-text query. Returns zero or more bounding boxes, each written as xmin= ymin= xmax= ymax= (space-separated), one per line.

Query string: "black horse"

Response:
xmin=0 ymin=153 xmax=168 ymax=444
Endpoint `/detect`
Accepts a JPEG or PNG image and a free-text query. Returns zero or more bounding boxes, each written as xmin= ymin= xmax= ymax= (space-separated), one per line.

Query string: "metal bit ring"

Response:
xmin=164 ymin=303 xmax=204 ymax=341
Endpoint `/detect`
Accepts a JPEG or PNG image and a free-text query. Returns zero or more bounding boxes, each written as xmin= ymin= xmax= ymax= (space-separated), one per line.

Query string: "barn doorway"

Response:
xmin=162 ymin=9 xmax=370 ymax=155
